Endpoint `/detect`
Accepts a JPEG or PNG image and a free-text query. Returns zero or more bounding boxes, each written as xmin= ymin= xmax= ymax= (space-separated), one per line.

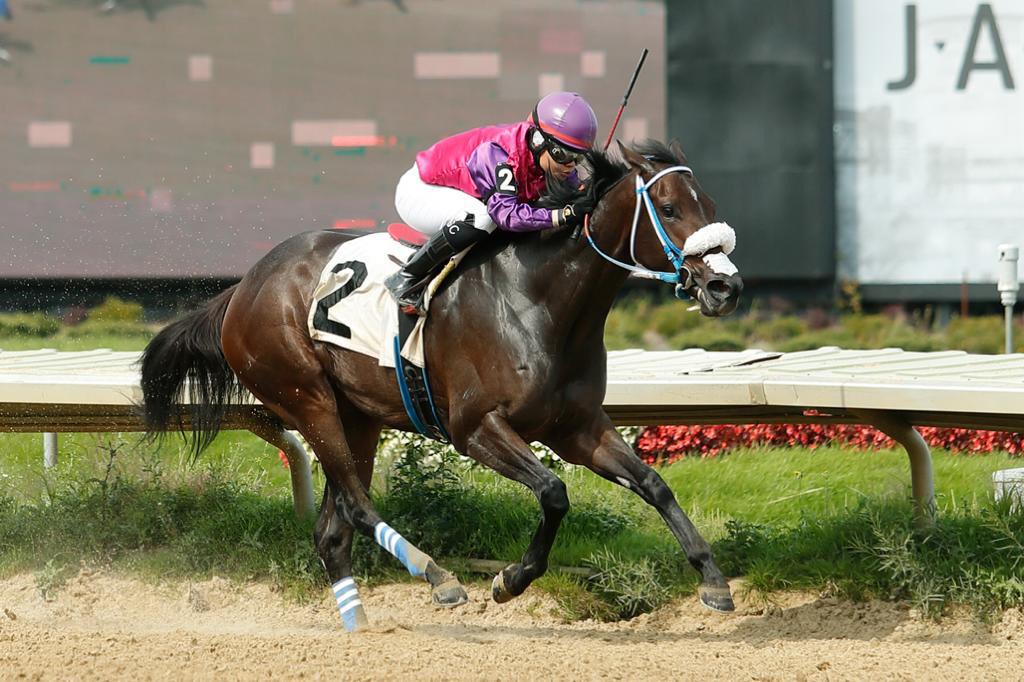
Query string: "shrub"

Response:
xmin=713 ymin=519 xmax=775 ymax=576
xmin=778 ymin=329 xmax=859 ymax=352
xmin=606 ymin=300 xmax=1020 ymax=355
xmin=649 ymin=301 xmax=705 ymax=338
xmin=944 ymin=316 xmax=1011 ymax=354
xmin=364 ymin=435 xmax=539 ymax=574
xmin=584 ymin=548 xmax=677 ymax=619
xmin=86 ymin=296 xmax=145 ymax=323
xmin=750 ymin=315 xmax=807 ymax=343
xmin=879 ymin=329 xmax=941 ymax=352
xmin=535 ymin=573 xmax=615 ymax=622
xmin=605 ymin=301 xmax=652 ymax=349
xmin=58 ymin=319 xmax=152 ymax=338
xmin=838 ymin=313 xmax=898 ymax=345
xmin=720 ymin=315 xmax=761 ymax=339
xmin=670 ymin=330 xmax=746 ymax=352
xmin=0 ymin=312 xmax=60 ymax=338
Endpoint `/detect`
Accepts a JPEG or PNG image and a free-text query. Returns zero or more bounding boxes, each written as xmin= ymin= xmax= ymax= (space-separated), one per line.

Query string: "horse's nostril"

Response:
xmin=705 ymin=275 xmax=743 ymax=303
xmin=707 ymin=279 xmax=732 ymax=298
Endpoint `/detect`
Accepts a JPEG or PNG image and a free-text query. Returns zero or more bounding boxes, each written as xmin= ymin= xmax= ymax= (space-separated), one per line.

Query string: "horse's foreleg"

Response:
xmin=546 ymin=413 xmax=735 ymax=613
xmin=465 ymin=412 xmax=570 ymax=603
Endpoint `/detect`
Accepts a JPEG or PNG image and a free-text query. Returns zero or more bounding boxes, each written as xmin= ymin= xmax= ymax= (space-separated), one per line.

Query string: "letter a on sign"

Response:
xmin=957 ymin=3 xmax=1015 ymax=90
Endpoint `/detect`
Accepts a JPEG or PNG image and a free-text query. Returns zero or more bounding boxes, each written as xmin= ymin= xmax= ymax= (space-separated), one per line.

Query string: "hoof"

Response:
xmin=432 ymin=578 xmax=469 ymax=609
xmin=341 ymin=605 xmax=371 ymax=633
xmin=491 ymin=565 xmax=520 ymax=604
xmin=424 ymin=562 xmax=468 ymax=608
xmin=346 ymin=612 xmax=371 ymax=633
xmin=699 ymin=584 xmax=735 ymax=613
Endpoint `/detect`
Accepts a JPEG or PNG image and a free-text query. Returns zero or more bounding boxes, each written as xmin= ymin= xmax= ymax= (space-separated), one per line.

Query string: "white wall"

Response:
xmin=834 ymin=0 xmax=1024 ymax=285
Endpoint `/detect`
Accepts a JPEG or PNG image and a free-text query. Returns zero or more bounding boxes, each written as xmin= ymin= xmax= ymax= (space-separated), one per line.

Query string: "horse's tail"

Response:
xmin=140 ymin=285 xmax=243 ymax=454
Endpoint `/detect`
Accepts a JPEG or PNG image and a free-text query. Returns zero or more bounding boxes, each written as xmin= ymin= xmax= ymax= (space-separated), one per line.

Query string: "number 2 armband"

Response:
xmin=493 ymin=163 xmax=518 ymax=196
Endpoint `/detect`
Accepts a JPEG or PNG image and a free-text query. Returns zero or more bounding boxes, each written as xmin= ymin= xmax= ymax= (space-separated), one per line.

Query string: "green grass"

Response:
xmin=660 ymin=446 xmax=1015 ymax=526
xmin=1 ymin=430 xmax=1021 ymax=620
xmin=0 ymin=333 xmax=150 ymax=352
xmin=0 ymin=431 xmax=297 ymax=502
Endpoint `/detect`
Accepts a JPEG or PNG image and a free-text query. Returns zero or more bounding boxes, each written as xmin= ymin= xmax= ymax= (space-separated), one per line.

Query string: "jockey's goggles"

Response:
xmin=546 ymin=140 xmax=584 ymax=166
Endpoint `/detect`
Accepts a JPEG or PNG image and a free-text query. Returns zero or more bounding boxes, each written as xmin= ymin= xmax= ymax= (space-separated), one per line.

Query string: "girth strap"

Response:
xmin=392 ymin=310 xmax=450 ymax=443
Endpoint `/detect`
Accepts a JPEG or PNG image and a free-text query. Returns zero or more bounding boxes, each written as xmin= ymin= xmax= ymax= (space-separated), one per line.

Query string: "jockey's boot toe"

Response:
xmin=385 ymin=270 xmax=416 ymax=300
xmin=398 ymin=291 xmax=427 ymax=317
xmin=386 ymin=271 xmax=427 ymax=315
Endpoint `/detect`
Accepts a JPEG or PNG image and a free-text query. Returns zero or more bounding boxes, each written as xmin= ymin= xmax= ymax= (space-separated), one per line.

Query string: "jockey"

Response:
xmin=386 ymin=91 xmax=598 ymax=315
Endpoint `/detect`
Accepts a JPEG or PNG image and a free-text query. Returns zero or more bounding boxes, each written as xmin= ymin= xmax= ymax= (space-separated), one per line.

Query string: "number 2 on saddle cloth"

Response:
xmin=310 ymin=221 xmax=450 ymax=443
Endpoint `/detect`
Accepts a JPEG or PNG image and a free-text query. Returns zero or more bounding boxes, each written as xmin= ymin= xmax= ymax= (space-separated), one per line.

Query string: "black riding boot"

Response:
xmin=386 ymin=218 xmax=487 ymax=315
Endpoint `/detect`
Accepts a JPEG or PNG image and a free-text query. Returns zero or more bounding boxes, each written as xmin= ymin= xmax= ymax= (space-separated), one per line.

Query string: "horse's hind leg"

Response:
xmin=314 ymin=484 xmax=369 ymax=631
xmin=255 ymin=385 xmax=468 ymax=619
xmin=463 ymin=412 xmax=570 ymax=603
xmin=313 ymin=417 xmax=378 ymax=631
xmin=311 ymin=412 xmax=467 ymax=610
xmin=546 ymin=413 xmax=735 ymax=613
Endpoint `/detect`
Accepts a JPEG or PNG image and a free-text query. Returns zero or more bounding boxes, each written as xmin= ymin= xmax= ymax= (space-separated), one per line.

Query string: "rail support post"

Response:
xmin=43 ymin=432 xmax=58 ymax=469
xmin=250 ymin=425 xmax=316 ymax=520
xmin=852 ymin=409 xmax=936 ymax=528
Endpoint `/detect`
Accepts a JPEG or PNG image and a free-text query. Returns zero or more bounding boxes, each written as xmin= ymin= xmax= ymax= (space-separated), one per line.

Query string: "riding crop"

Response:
xmin=572 ymin=47 xmax=648 ymax=241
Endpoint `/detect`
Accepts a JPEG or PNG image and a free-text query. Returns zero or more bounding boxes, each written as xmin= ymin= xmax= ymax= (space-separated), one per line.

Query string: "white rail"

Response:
xmin=3 ymin=347 xmax=1023 ymax=526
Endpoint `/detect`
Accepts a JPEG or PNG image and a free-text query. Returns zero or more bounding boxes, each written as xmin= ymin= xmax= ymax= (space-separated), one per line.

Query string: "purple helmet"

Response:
xmin=530 ymin=91 xmax=598 ymax=152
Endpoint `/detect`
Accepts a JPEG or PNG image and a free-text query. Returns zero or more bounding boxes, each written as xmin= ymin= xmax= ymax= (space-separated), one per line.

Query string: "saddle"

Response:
xmin=386 ymin=223 xmax=428 ymax=249
xmin=334 ymin=221 xmax=427 ymax=249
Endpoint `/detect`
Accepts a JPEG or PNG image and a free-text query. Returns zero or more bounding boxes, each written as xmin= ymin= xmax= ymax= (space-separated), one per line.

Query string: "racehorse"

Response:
xmin=140 ymin=139 xmax=744 ymax=631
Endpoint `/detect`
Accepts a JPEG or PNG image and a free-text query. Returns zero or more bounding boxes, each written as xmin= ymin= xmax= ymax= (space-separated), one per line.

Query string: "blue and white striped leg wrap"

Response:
xmin=374 ymin=521 xmax=427 ymax=577
xmin=332 ymin=577 xmax=364 ymax=632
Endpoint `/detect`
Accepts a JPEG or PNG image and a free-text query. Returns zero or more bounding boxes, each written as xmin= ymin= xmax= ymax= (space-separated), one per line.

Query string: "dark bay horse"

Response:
xmin=141 ymin=139 xmax=744 ymax=631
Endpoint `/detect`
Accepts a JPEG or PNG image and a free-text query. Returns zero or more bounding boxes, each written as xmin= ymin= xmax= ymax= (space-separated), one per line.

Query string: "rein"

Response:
xmin=583 ymin=165 xmax=697 ymax=298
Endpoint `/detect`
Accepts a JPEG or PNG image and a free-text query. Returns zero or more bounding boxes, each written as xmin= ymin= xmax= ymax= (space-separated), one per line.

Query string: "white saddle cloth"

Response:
xmin=307 ymin=233 xmax=426 ymax=368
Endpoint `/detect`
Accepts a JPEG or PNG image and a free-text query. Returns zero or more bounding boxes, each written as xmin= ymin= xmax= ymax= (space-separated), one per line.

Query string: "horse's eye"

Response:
xmin=661 ymin=204 xmax=675 ymax=219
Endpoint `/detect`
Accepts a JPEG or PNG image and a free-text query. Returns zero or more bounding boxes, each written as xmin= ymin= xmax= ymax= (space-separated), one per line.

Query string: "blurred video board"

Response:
xmin=0 ymin=0 xmax=664 ymax=278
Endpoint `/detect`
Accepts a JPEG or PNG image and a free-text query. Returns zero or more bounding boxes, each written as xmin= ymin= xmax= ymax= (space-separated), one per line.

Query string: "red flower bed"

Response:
xmin=635 ymin=422 xmax=1024 ymax=463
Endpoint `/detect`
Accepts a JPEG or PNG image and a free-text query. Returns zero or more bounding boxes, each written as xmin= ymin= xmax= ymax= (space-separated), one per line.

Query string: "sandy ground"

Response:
xmin=1 ymin=570 xmax=1022 ymax=681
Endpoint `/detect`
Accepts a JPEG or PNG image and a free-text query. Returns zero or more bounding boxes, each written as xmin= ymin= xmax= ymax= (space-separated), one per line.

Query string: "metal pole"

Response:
xmin=43 ymin=432 xmax=58 ymax=469
xmin=852 ymin=409 xmax=935 ymax=529
xmin=1008 ymin=306 xmax=1015 ymax=355
xmin=998 ymin=244 xmax=1018 ymax=354
xmin=248 ymin=423 xmax=316 ymax=519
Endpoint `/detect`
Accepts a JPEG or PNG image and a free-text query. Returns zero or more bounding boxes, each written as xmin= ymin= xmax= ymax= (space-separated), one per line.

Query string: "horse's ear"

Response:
xmin=616 ymin=140 xmax=653 ymax=173
xmin=669 ymin=139 xmax=688 ymax=163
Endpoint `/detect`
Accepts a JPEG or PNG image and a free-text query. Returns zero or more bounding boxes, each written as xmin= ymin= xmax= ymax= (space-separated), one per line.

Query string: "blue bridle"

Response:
xmin=584 ymin=165 xmax=696 ymax=299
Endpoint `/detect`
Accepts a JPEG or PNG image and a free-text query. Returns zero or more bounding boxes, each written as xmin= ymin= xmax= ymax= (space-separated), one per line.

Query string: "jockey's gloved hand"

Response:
xmin=554 ymin=202 xmax=587 ymax=229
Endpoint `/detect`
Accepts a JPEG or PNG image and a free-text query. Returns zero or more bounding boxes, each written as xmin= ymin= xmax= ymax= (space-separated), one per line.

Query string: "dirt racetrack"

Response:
xmin=1 ymin=570 xmax=1022 ymax=680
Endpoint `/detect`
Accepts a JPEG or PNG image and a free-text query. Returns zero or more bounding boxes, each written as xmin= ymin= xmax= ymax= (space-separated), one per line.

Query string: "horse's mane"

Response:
xmin=535 ymin=139 xmax=686 ymax=213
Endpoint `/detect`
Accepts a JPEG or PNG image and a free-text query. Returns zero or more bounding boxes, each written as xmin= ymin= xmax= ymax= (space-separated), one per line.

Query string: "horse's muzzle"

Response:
xmin=696 ymin=273 xmax=743 ymax=317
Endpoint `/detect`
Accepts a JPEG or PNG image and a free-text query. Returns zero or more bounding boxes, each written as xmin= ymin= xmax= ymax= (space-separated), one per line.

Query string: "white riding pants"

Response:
xmin=394 ymin=165 xmax=496 ymax=236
